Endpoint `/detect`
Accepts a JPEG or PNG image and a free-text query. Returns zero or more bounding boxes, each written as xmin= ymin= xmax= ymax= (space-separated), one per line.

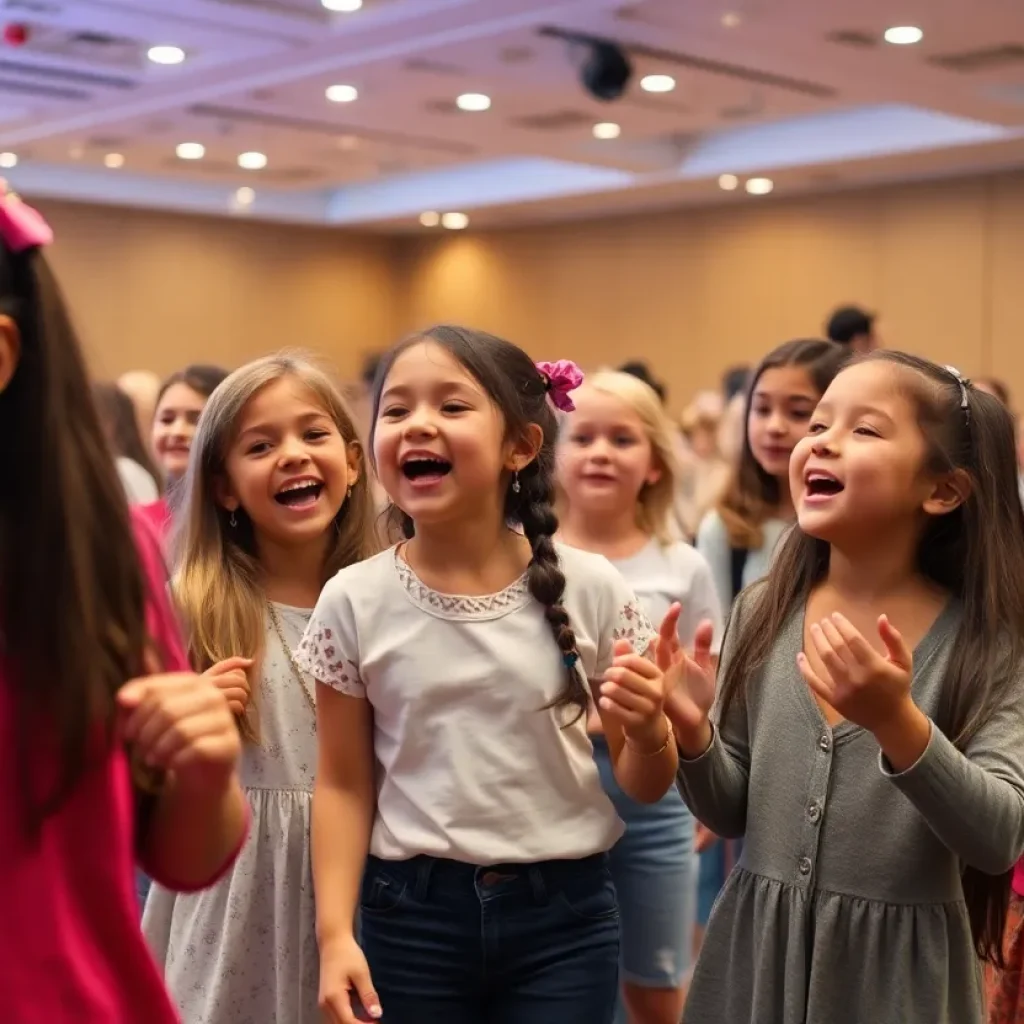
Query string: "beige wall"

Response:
xmin=36 ymin=199 xmax=400 ymax=381
xmin=33 ymin=169 xmax=1024 ymax=404
xmin=395 ymin=170 xmax=1024 ymax=401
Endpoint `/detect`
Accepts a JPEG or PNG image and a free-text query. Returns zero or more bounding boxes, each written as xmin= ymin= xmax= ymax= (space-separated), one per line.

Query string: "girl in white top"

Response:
xmin=557 ymin=370 xmax=723 ymax=1024
xmin=296 ymin=326 xmax=684 ymax=1024
xmin=143 ymin=355 xmax=376 ymax=1024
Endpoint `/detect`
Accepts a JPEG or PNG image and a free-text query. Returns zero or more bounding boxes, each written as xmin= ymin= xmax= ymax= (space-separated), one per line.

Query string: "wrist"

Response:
xmin=872 ymin=697 xmax=931 ymax=773
xmin=624 ymin=717 xmax=672 ymax=756
xmin=675 ymin=718 xmax=713 ymax=760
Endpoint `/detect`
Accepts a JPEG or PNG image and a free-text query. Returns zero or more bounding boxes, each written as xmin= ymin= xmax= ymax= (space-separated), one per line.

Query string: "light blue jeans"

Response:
xmin=592 ymin=736 xmax=698 ymax=997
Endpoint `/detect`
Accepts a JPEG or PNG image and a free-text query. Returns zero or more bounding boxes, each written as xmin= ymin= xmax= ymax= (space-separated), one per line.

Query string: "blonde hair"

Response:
xmin=569 ymin=370 xmax=680 ymax=544
xmin=171 ymin=353 xmax=377 ymax=742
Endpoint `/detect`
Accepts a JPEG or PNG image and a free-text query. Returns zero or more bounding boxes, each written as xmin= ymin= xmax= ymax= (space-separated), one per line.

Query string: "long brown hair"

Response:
xmin=172 ymin=354 xmax=377 ymax=743
xmin=719 ymin=350 xmax=1024 ymax=964
xmin=370 ymin=325 xmax=589 ymax=724
xmin=718 ymin=339 xmax=851 ymax=548
xmin=93 ymin=380 xmax=163 ymax=491
xmin=0 ymin=243 xmax=149 ymax=826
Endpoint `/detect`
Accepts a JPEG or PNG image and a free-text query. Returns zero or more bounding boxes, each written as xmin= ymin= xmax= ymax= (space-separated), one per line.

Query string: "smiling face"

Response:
xmin=219 ymin=376 xmax=360 ymax=548
xmin=747 ymin=365 xmax=821 ymax=479
xmin=790 ymin=361 xmax=946 ymax=544
xmin=373 ymin=341 xmax=525 ymax=528
xmin=558 ymin=385 xmax=660 ymax=518
xmin=152 ymin=382 xmax=208 ymax=482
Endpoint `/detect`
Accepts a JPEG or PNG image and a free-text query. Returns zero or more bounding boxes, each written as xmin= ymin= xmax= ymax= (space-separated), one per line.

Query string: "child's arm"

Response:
xmin=313 ymin=683 xmax=382 ymax=1022
xmin=877 ymin=695 xmax=1024 ymax=875
xmin=120 ymin=672 xmax=249 ymax=890
xmin=670 ymin=610 xmax=751 ymax=839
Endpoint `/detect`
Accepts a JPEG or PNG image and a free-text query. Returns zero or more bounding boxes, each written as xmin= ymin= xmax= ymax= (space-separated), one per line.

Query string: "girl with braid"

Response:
xmin=297 ymin=326 xmax=683 ymax=1024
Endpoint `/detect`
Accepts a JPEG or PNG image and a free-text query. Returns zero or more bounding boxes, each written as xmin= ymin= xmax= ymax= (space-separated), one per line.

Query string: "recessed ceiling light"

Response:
xmin=104 ymin=153 xmax=125 ymax=169
xmin=420 ymin=211 xmax=441 ymax=227
xmin=883 ymin=25 xmax=923 ymax=45
xmin=321 ymin=0 xmax=362 ymax=10
xmin=718 ymin=173 xmax=739 ymax=191
xmin=640 ymin=74 xmax=676 ymax=93
xmin=326 ymin=84 xmax=358 ymax=103
xmin=234 ymin=187 xmax=256 ymax=206
xmin=0 ymin=152 xmax=17 ymax=169
xmin=721 ymin=11 xmax=742 ymax=28
xmin=593 ymin=121 xmax=621 ymax=140
xmin=745 ymin=177 xmax=774 ymax=195
xmin=441 ymin=212 xmax=469 ymax=230
xmin=456 ymin=92 xmax=491 ymax=112
xmin=238 ymin=151 xmax=268 ymax=170
xmin=147 ymin=45 xmax=186 ymax=66
xmin=176 ymin=142 xmax=205 ymax=160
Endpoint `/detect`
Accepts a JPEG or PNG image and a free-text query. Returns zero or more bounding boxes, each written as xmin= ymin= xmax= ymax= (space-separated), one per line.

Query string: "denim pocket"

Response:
xmin=556 ymin=866 xmax=619 ymax=921
xmin=359 ymin=865 xmax=409 ymax=916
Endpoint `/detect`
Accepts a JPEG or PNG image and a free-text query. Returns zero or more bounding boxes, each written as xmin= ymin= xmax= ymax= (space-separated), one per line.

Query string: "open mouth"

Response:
xmin=401 ymin=456 xmax=452 ymax=483
xmin=805 ymin=471 xmax=844 ymax=498
xmin=275 ymin=479 xmax=324 ymax=507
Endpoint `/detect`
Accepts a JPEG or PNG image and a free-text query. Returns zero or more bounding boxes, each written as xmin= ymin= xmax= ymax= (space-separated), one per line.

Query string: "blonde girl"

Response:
xmin=143 ymin=354 xmax=376 ymax=1024
xmin=557 ymin=370 xmax=722 ymax=1024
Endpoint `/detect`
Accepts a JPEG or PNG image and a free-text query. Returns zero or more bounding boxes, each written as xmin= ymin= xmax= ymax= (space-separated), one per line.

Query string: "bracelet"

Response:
xmin=625 ymin=719 xmax=674 ymax=757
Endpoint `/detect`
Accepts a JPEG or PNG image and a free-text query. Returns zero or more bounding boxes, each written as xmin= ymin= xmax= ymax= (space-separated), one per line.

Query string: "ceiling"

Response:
xmin=1 ymin=0 xmax=1024 ymax=230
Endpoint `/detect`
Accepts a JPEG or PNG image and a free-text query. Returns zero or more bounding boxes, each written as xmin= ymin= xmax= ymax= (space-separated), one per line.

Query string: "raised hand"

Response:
xmin=598 ymin=638 xmax=670 ymax=752
xmin=118 ymin=671 xmax=241 ymax=793
xmin=204 ymin=656 xmax=254 ymax=717
xmin=796 ymin=612 xmax=913 ymax=733
xmin=319 ymin=934 xmax=383 ymax=1022
xmin=664 ymin=619 xmax=716 ymax=734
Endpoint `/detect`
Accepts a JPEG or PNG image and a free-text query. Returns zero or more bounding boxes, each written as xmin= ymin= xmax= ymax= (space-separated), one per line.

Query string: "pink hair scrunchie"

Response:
xmin=0 ymin=180 xmax=53 ymax=253
xmin=535 ymin=359 xmax=584 ymax=413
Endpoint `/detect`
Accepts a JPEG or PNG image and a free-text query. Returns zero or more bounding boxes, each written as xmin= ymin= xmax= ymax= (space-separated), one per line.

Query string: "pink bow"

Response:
xmin=536 ymin=359 xmax=584 ymax=413
xmin=0 ymin=180 xmax=53 ymax=253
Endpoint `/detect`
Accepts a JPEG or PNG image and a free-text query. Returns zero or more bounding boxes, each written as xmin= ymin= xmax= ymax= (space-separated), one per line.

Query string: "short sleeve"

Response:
xmin=687 ymin=553 xmax=726 ymax=656
xmin=594 ymin=568 xmax=657 ymax=679
xmin=294 ymin=579 xmax=365 ymax=697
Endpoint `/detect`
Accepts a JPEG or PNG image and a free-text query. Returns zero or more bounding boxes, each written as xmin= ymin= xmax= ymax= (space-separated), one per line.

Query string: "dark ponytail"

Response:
xmin=371 ymin=324 xmax=588 ymax=722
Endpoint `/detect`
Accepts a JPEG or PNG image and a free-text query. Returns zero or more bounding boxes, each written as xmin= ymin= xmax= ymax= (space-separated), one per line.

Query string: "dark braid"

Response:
xmin=370 ymin=324 xmax=589 ymax=722
xmin=513 ymin=457 xmax=589 ymax=724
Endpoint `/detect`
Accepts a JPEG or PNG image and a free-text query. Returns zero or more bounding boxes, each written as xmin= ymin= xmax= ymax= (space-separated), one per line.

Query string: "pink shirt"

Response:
xmin=1014 ymin=859 xmax=1024 ymax=897
xmin=0 ymin=510 xmax=189 ymax=1022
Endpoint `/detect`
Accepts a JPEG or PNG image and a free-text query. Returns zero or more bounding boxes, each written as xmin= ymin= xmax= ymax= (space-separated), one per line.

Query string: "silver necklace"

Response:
xmin=266 ymin=601 xmax=316 ymax=718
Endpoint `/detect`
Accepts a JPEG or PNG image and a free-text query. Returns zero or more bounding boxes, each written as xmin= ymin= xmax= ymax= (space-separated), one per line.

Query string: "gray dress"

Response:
xmin=143 ymin=603 xmax=319 ymax=1024
xmin=677 ymin=594 xmax=1024 ymax=1024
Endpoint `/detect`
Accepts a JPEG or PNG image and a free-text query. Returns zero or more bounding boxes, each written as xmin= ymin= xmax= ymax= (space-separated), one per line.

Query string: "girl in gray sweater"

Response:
xmin=669 ymin=352 xmax=1024 ymax=1024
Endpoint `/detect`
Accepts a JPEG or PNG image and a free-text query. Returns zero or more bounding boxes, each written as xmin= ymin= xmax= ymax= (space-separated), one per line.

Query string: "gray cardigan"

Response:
xmin=677 ymin=593 xmax=1024 ymax=1024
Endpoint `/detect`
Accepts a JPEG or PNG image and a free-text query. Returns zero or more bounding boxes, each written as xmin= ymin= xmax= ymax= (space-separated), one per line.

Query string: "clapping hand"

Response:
xmin=119 ymin=664 xmax=241 ymax=793
xmin=796 ymin=613 xmax=913 ymax=733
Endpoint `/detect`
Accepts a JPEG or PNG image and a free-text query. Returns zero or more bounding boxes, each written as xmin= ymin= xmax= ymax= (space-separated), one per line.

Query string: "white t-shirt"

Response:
xmin=609 ymin=540 xmax=724 ymax=655
xmin=295 ymin=542 xmax=656 ymax=865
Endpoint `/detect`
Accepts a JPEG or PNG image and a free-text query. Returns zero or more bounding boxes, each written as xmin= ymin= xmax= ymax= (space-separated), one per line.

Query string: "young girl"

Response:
xmin=671 ymin=352 xmax=1024 ymax=1024
xmin=0 ymin=184 xmax=248 ymax=1021
xmin=296 ymin=326 xmax=683 ymax=1024
xmin=139 ymin=363 xmax=230 ymax=539
xmin=557 ymin=370 xmax=724 ymax=1024
xmin=693 ymin=337 xmax=849 ymax=935
xmin=143 ymin=354 xmax=376 ymax=1024
xmin=94 ymin=380 xmax=162 ymax=504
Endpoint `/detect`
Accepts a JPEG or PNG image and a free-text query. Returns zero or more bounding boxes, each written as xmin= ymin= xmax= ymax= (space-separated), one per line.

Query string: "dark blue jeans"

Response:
xmin=359 ymin=852 xmax=620 ymax=1023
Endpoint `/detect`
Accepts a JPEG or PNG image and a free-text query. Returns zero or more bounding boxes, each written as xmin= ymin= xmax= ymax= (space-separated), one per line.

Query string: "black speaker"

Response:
xmin=581 ymin=41 xmax=632 ymax=101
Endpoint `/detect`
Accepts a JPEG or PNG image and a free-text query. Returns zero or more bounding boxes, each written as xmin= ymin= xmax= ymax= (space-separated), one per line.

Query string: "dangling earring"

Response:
xmin=229 ymin=510 xmax=237 ymax=528
xmin=512 ymin=470 xmax=521 ymax=494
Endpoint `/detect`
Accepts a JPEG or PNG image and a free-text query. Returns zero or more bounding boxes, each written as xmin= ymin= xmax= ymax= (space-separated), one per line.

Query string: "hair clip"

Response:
xmin=943 ymin=365 xmax=971 ymax=425
xmin=562 ymin=650 xmax=579 ymax=669
xmin=0 ymin=180 xmax=53 ymax=253
xmin=535 ymin=359 xmax=584 ymax=413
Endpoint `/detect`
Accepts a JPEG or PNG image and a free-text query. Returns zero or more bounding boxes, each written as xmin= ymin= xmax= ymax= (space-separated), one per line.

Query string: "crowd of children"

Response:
xmin=3 ymin=188 xmax=1024 ymax=1024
